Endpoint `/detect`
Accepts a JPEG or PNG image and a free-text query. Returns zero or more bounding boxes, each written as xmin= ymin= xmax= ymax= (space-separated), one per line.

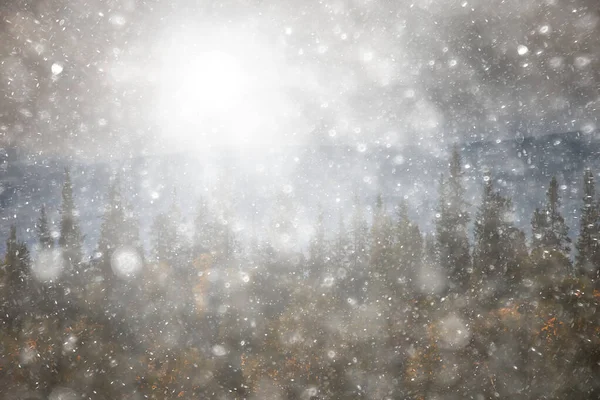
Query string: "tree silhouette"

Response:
xmin=436 ymin=146 xmax=471 ymax=293
xmin=58 ymin=168 xmax=83 ymax=273
xmin=576 ymin=169 xmax=599 ymax=279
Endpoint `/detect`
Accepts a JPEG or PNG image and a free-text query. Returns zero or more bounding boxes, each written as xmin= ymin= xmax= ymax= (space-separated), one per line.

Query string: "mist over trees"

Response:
xmin=2 ymin=151 xmax=600 ymax=399
xmin=1 ymin=0 xmax=600 ymax=398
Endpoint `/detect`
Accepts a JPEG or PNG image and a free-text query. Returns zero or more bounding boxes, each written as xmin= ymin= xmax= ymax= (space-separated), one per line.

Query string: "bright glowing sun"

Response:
xmin=169 ymin=51 xmax=249 ymax=118
xmin=151 ymin=25 xmax=287 ymax=149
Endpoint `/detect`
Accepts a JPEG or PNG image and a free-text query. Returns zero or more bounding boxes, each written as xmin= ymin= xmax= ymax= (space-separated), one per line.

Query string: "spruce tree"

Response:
xmin=214 ymin=206 xmax=238 ymax=265
xmin=36 ymin=204 xmax=61 ymax=311
xmin=122 ymin=195 xmax=143 ymax=258
xmin=350 ymin=194 xmax=369 ymax=271
xmin=97 ymin=174 xmax=125 ymax=282
xmin=423 ymin=234 xmax=437 ymax=267
xmin=436 ymin=146 xmax=471 ymax=292
xmin=152 ymin=187 xmax=189 ymax=268
xmin=332 ymin=211 xmax=350 ymax=269
xmin=473 ymin=179 xmax=508 ymax=275
xmin=308 ymin=207 xmax=327 ymax=269
xmin=194 ymin=196 xmax=238 ymax=265
xmin=505 ymin=226 xmax=529 ymax=286
xmin=418 ymin=233 xmax=445 ymax=295
xmin=575 ymin=169 xmax=598 ymax=278
xmin=5 ymin=225 xmax=29 ymax=292
xmin=37 ymin=204 xmax=54 ymax=250
xmin=394 ymin=200 xmax=423 ymax=297
xmin=332 ymin=210 xmax=355 ymax=304
xmin=95 ymin=174 xmax=143 ymax=284
xmin=118 ymin=175 xmax=143 ymax=254
xmin=531 ymin=207 xmax=546 ymax=248
xmin=369 ymin=194 xmax=395 ymax=301
xmin=270 ymin=192 xmax=299 ymax=252
xmin=58 ymin=168 xmax=83 ymax=272
xmin=212 ymin=167 xmax=238 ymax=264
xmin=531 ymin=176 xmax=571 ymax=279
xmin=3 ymin=225 xmax=31 ymax=331
xmin=193 ymin=196 xmax=218 ymax=256
xmin=472 ymin=177 xmax=520 ymax=304
xmin=151 ymin=211 xmax=179 ymax=266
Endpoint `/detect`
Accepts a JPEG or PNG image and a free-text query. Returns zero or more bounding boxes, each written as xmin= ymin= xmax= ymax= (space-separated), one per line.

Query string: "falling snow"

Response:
xmin=1 ymin=0 xmax=600 ymax=399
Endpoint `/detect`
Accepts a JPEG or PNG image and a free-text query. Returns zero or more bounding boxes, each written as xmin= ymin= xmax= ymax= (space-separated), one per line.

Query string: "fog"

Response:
xmin=2 ymin=1 xmax=600 ymax=400
xmin=1 ymin=0 xmax=599 ymax=159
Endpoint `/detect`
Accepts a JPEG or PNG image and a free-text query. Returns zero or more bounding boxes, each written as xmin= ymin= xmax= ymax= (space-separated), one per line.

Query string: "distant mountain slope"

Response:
xmin=1 ymin=130 xmax=599 ymax=255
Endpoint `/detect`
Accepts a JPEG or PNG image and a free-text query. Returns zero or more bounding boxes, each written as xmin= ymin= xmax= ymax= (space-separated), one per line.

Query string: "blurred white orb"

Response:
xmin=51 ymin=63 xmax=64 ymax=75
xmin=31 ymin=248 xmax=64 ymax=282
xmin=439 ymin=314 xmax=471 ymax=350
xmin=49 ymin=387 xmax=78 ymax=400
xmin=212 ymin=344 xmax=228 ymax=356
xmin=111 ymin=246 xmax=143 ymax=279
xmin=517 ymin=45 xmax=529 ymax=56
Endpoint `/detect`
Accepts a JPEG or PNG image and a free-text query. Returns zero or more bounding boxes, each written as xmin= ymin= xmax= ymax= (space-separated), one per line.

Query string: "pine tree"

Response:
xmin=58 ymin=168 xmax=83 ymax=272
xmin=393 ymin=200 xmax=423 ymax=298
xmin=531 ymin=176 xmax=571 ymax=279
xmin=331 ymin=210 xmax=355 ymax=304
xmin=119 ymin=175 xmax=143 ymax=255
xmin=37 ymin=204 xmax=54 ymax=250
xmin=211 ymin=169 xmax=240 ymax=266
xmin=423 ymin=234 xmax=437 ymax=267
xmin=95 ymin=173 xmax=143 ymax=284
xmin=308 ymin=207 xmax=327 ymax=269
xmin=97 ymin=174 xmax=126 ymax=283
xmin=575 ymin=169 xmax=598 ymax=278
xmin=473 ymin=178 xmax=508 ymax=276
xmin=193 ymin=196 xmax=218 ymax=256
xmin=369 ymin=194 xmax=395 ymax=301
xmin=472 ymin=177 xmax=520 ymax=304
xmin=5 ymin=225 xmax=29 ymax=292
xmin=417 ymin=234 xmax=445 ymax=295
xmin=3 ymin=225 xmax=31 ymax=331
xmin=350 ymin=194 xmax=369 ymax=270
xmin=151 ymin=211 xmax=179 ymax=266
xmin=152 ymin=187 xmax=191 ymax=269
xmin=214 ymin=206 xmax=238 ymax=265
xmin=332 ymin=211 xmax=350 ymax=269
xmin=436 ymin=146 xmax=471 ymax=292
xmin=505 ymin=226 xmax=529 ymax=286
xmin=36 ymin=204 xmax=61 ymax=311
xmin=270 ymin=192 xmax=299 ymax=252
xmin=122 ymin=195 xmax=143 ymax=258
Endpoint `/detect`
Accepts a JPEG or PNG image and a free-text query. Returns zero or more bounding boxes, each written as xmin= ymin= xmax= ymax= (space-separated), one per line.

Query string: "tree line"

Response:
xmin=2 ymin=147 xmax=600 ymax=399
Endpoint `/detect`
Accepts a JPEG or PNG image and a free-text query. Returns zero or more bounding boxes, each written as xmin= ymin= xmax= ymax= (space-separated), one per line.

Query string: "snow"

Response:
xmin=110 ymin=246 xmax=143 ymax=279
xmin=517 ymin=45 xmax=529 ymax=56
xmin=31 ymin=248 xmax=64 ymax=282
xmin=1 ymin=0 xmax=600 ymax=398
xmin=51 ymin=63 xmax=63 ymax=75
xmin=211 ymin=344 xmax=228 ymax=356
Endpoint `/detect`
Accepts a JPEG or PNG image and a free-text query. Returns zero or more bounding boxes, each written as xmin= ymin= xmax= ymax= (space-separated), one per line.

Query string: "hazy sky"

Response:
xmin=1 ymin=0 xmax=599 ymax=160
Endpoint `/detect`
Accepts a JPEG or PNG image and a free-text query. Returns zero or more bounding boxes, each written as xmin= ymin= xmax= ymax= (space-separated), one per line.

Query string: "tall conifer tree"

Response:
xmin=37 ymin=204 xmax=54 ymax=250
xmin=193 ymin=196 xmax=218 ymax=256
xmin=531 ymin=176 xmax=571 ymax=278
xmin=576 ymin=169 xmax=598 ymax=278
xmin=308 ymin=207 xmax=327 ymax=269
xmin=332 ymin=211 xmax=350 ymax=269
xmin=436 ymin=146 xmax=471 ymax=292
xmin=393 ymin=200 xmax=423 ymax=296
xmin=369 ymin=195 xmax=395 ymax=302
xmin=350 ymin=194 xmax=369 ymax=271
xmin=97 ymin=174 xmax=125 ymax=282
xmin=58 ymin=168 xmax=83 ymax=272
xmin=473 ymin=177 xmax=522 ymax=303
xmin=3 ymin=225 xmax=31 ymax=331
